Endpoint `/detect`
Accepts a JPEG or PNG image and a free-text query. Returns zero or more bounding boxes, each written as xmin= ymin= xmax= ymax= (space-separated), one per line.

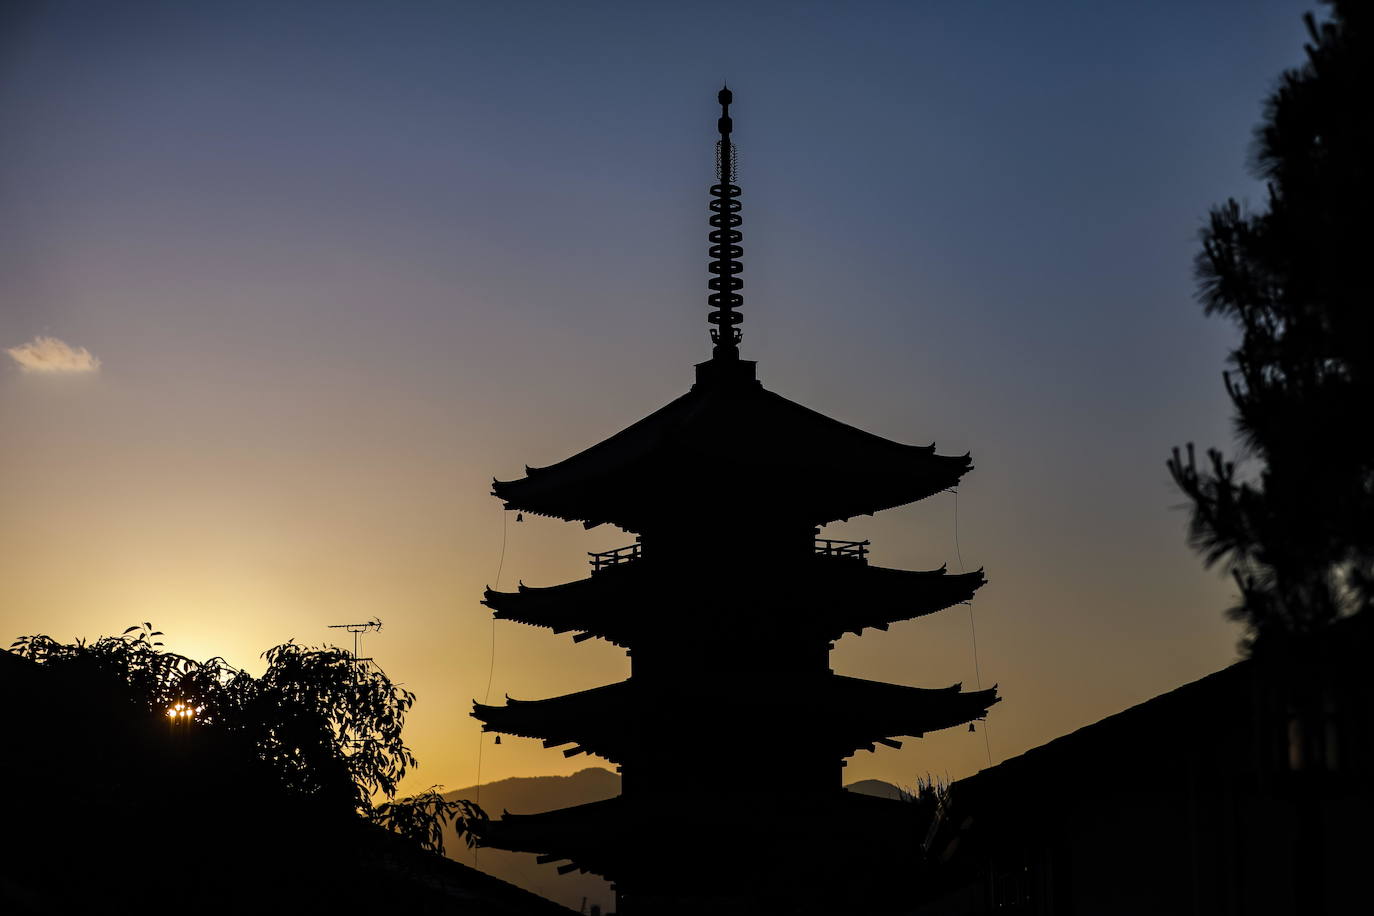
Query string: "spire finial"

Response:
xmin=708 ymin=85 xmax=743 ymax=360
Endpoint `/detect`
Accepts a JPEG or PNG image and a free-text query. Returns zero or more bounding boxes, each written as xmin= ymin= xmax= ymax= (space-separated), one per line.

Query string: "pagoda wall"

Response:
xmin=614 ymin=518 xmax=847 ymax=911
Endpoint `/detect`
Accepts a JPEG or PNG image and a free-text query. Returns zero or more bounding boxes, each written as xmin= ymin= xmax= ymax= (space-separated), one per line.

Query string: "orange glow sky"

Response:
xmin=1 ymin=0 xmax=1314 ymax=796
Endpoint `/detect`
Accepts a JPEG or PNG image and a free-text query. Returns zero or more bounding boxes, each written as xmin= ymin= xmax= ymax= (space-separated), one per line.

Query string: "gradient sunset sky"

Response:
xmin=2 ymin=0 xmax=1316 ymax=795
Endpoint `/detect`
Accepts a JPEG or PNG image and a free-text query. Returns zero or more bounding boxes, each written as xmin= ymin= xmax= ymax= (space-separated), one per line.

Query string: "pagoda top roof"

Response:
xmin=493 ymin=360 xmax=972 ymax=530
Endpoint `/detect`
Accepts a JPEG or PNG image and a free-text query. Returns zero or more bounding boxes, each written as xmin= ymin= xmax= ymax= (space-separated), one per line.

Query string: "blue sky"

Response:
xmin=2 ymin=0 xmax=1317 ymax=791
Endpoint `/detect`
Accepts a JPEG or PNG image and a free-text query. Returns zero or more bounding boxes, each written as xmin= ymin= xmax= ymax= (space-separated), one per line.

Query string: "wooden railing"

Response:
xmin=814 ymin=538 xmax=869 ymax=562
xmin=589 ymin=542 xmax=641 ymax=573
xmin=588 ymin=537 xmax=870 ymax=571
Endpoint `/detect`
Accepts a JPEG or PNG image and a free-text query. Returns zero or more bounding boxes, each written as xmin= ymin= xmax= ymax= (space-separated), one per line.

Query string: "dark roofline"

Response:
xmin=970 ymin=659 xmax=1245 ymax=787
xmin=950 ymin=612 xmax=1372 ymax=802
xmin=956 ymin=612 xmax=1372 ymax=798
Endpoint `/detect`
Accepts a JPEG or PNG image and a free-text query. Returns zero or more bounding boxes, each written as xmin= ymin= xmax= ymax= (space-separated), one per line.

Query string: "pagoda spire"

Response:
xmin=708 ymin=85 xmax=744 ymax=360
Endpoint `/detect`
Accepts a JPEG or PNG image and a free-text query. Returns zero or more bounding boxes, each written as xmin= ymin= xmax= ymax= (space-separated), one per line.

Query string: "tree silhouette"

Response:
xmin=371 ymin=786 xmax=488 ymax=856
xmin=9 ymin=623 xmax=484 ymax=852
xmin=1169 ymin=1 xmax=1372 ymax=653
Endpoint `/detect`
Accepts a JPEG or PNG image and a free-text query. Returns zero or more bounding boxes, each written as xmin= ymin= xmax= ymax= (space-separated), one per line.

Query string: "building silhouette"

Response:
xmin=472 ymin=88 xmax=999 ymax=914
xmin=913 ymin=614 xmax=1372 ymax=916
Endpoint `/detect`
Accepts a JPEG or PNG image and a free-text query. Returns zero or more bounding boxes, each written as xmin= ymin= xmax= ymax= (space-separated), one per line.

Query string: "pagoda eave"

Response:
xmin=470 ymin=675 xmax=998 ymax=767
xmin=477 ymin=798 xmax=624 ymax=881
xmin=482 ymin=562 xmax=987 ymax=645
xmin=471 ymin=681 xmax=631 ymax=763
xmin=477 ymin=791 xmax=933 ymax=885
xmin=492 ymin=462 xmax=971 ymax=531
xmin=831 ymin=677 xmax=1001 ymax=753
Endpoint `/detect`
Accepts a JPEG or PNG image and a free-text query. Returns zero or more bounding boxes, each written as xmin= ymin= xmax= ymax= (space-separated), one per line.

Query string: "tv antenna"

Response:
xmin=328 ymin=617 xmax=382 ymax=665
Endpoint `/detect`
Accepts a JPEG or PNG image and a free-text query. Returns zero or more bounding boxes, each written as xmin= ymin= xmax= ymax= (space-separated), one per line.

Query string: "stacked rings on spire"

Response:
xmin=708 ymin=86 xmax=742 ymax=358
xmin=708 ymin=161 xmax=743 ymax=349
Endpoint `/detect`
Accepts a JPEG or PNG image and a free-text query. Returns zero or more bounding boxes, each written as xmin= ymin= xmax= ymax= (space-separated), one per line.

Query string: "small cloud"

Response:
xmin=6 ymin=336 xmax=101 ymax=373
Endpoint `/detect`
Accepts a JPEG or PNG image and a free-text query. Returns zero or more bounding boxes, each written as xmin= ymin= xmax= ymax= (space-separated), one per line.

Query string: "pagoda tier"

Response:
xmin=491 ymin=360 xmax=971 ymax=531
xmin=483 ymin=559 xmax=986 ymax=646
xmin=480 ymin=791 xmax=929 ymax=886
xmin=471 ymin=674 xmax=998 ymax=764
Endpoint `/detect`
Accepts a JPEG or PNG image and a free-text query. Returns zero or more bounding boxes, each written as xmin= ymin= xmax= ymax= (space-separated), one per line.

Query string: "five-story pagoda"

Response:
xmin=473 ymin=88 xmax=999 ymax=915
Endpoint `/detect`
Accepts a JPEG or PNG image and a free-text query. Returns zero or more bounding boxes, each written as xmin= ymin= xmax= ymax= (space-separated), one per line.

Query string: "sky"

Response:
xmin=1 ymin=0 xmax=1318 ymax=797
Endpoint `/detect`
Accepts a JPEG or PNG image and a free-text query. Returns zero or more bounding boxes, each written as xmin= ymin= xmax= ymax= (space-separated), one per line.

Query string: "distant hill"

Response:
xmin=441 ymin=768 xmax=909 ymax=912
xmin=844 ymin=778 xmax=912 ymax=801
xmin=446 ymin=768 xmax=622 ymax=821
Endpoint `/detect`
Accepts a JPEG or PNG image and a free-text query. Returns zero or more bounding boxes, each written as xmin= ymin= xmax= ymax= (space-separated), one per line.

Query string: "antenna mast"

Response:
xmin=328 ymin=617 xmax=382 ymax=665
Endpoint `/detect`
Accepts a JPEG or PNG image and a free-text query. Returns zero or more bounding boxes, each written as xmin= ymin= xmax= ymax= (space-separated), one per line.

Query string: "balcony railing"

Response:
xmin=588 ymin=537 xmax=869 ymax=571
xmin=814 ymin=538 xmax=869 ymax=563
xmin=589 ymin=542 xmax=641 ymax=573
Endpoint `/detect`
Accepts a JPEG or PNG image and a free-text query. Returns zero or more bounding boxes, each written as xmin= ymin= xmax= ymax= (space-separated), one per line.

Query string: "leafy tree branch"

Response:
xmin=9 ymin=624 xmax=486 ymax=853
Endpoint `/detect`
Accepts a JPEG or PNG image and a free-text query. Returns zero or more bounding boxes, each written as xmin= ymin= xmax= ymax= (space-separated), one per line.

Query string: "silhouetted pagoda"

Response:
xmin=473 ymin=88 xmax=999 ymax=915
